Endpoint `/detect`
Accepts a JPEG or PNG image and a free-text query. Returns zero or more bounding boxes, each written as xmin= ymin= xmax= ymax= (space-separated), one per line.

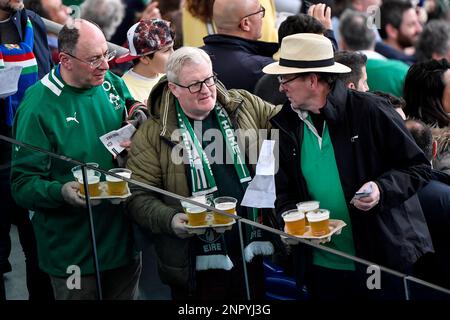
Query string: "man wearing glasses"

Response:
xmin=11 ymin=19 xmax=140 ymax=299
xmin=126 ymin=46 xmax=281 ymax=299
xmin=201 ymin=0 xmax=278 ymax=92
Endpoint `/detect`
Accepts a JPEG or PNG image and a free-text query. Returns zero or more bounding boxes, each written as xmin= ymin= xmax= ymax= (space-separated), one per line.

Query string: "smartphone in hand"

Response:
xmin=353 ymin=184 xmax=373 ymax=199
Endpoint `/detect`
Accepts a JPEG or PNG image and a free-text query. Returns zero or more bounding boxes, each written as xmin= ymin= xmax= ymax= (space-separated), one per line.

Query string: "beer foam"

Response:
xmin=186 ymin=207 xmax=205 ymax=214
xmin=215 ymin=202 xmax=235 ymax=211
xmin=282 ymin=211 xmax=305 ymax=222
xmin=306 ymin=209 xmax=329 ymax=222
xmin=77 ymin=175 xmax=100 ymax=184
xmin=297 ymin=201 xmax=320 ymax=211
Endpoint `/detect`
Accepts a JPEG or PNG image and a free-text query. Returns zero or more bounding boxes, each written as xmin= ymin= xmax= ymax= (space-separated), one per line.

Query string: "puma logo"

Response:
xmin=66 ymin=112 xmax=79 ymax=124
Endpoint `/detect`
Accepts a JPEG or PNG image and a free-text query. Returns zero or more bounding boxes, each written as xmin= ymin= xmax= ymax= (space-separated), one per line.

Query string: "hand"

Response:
xmin=119 ymin=139 xmax=132 ymax=153
xmin=171 ymin=212 xmax=194 ymax=239
xmin=350 ymin=181 xmax=380 ymax=211
xmin=139 ymin=1 xmax=161 ymax=21
xmin=61 ymin=181 xmax=86 ymax=207
xmin=308 ymin=3 xmax=332 ymax=30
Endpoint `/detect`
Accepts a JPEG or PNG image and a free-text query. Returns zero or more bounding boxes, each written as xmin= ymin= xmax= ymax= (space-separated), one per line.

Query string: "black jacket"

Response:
xmin=271 ymin=80 xmax=433 ymax=276
xmin=201 ymin=34 xmax=278 ymax=92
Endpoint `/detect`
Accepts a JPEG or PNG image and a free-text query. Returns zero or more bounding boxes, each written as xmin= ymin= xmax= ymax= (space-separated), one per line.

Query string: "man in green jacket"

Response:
xmin=11 ymin=19 xmax=139 ymax=300
xmin=126 ymin=46 xmax=281 ymax=299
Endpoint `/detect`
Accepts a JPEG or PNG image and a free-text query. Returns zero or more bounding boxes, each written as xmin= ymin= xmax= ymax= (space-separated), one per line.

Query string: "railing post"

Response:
xmin=81 ymin=165 xmax=103 ymax=300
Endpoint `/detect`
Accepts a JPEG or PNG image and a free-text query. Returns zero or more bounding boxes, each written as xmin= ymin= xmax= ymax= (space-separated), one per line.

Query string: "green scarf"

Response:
xmin=176 ymin=101 xmax=273 ymax=271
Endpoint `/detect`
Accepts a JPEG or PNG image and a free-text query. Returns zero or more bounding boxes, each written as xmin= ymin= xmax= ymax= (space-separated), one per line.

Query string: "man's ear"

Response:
xmin=59 ymin=52 xmax=71 ymax=70
xmin=386 ymin=23 xmax=398 ymax=41
xmin=239 ymin=18 xmax=251 ymax=32
xmin=432 ymin=140 xmax=438 ymax=159
xmin=348 ymin=82 xmax=356 ymax=90
xmin=168 ymin=82 xmax=179 ymax=97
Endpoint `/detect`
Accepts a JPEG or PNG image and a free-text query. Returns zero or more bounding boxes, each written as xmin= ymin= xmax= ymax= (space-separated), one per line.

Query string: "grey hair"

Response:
xmin=339 ymin=9 xmax=376 ymax=51
xmin=415 ymin=20 xmax=450 ymax=63
xmin=166 ymin=47 xmax=212 ymax=83
xmin=80 ymin=0 xmax=125 ymax=40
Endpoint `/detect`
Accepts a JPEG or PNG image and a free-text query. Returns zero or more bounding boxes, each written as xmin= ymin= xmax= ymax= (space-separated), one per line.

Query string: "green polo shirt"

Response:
xmin=301 ymin=115 xmax=356 ymax=271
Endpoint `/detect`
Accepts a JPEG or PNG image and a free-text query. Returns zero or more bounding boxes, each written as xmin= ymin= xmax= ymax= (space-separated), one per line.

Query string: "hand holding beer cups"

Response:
xmin=171 ymin=212 xmax=194 ymax=239
xmin=350 ymin=181 xmax=380 ymax=211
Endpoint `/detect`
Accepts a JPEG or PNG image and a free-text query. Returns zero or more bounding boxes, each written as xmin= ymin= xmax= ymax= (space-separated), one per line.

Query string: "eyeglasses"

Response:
xmin=277 ymin=74 xmax=303 ymax=85
xmin=240 ymin=5 xmax=266 ymax=20
xmin=63 ymin=50 xmax=116 ymax=69
xmin=173 ymin=74 xmax=218 ymax=94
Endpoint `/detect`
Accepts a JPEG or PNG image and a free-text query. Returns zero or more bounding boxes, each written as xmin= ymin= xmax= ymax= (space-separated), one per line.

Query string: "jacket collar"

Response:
xmin=10 ymin=9 xmax=24 ymax=42
xmin=203 ymin=34 xmax=279 ymax=58
xmin=321 ymin=80 xmax=348 ymax=123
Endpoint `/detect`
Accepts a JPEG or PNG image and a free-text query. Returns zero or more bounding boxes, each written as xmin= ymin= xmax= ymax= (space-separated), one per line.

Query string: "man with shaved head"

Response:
xmin=201 ymin=0 xmax=278 ymax=92
xmin=11 ymin=19 xmax=140 ymax=300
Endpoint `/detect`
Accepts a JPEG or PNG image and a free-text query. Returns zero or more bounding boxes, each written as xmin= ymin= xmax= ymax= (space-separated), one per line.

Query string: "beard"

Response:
xmin=396 ymin=30 xmax=417 ymax=49
xmin=0 ymin=0 xmax=24 ymax=13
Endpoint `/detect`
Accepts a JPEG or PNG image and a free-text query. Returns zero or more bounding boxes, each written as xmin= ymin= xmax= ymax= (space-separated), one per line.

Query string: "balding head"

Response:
xmin=59 ymin=19 xmax=106 ymax=55
xmin=213 ymin=0 xmax=263 ymax=40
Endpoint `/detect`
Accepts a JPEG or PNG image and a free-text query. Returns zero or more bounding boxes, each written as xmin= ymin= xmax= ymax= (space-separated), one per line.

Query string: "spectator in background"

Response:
xmin=404 ymin=59 xmax=450 ymax=128
xmin=339 ymin=9 xmax=409 ymax=98
xmin=376 ymin=0 xmax=422 ymax=65
xmin=403 ymin=59 xmax=450 ymax=173
xmin=334 ymin=51 xmax=369 ymax=92
xmin=1 ymin=0 xmax=53 ymax=301
xmin=405 ymin=119 xmax=450 ymax=291
xmin=415 ymin=19 xmax=450 ymax=63
xmin=182 ymin=0 xmax=278 ymax=48
xmin=80 ymin=0 xmax=125 ymax=40
xmin=110 ymin=0 xmax=162 ymax=46
xmin=115 ymin=19 xmax=174 ymax=103
xmin=372 ymin=90 xmax=407 ymax=120
xmin=201 ymin=0 xmax=278 ymax=92
xmin=24 ymin=0 xmax=73 ymax=63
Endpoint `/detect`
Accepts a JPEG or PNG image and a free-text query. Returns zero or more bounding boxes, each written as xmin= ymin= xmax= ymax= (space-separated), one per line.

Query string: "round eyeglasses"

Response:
xmin=173 ymin=74 xmax=218 ymax=94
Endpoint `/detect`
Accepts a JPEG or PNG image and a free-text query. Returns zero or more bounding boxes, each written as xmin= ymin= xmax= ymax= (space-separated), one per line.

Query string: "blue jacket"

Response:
xmin=1 ymin=9 xmax=52 ymax=160
xmin=12 ymin=9 xmax=53 ymax=78
xmin=202 ymin=34 xmax=278 ymax=92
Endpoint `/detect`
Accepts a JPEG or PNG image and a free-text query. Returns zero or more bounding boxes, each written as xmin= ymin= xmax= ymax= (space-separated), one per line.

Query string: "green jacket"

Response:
xmin=126 ymin=77 xmax=281 ymax=288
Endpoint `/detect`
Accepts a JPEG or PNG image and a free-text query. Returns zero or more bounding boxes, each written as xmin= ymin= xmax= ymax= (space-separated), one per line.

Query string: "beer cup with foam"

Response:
xmin=213 ymin=197 xmax=237 ymax=225
xmin=306 ymin=209 xmax=330 ymax=236
xmin=181 ymin=196 xmax=208 ymax=226
xmin=71 ymin=163 xmax=101 ymax=197
xmin=106 ymin=168 xmax=131 ymax=196
xmin=282 ymin=209 xmax=306 ymax=235
xmin=296 ymin=201 xmax=319 ymax=225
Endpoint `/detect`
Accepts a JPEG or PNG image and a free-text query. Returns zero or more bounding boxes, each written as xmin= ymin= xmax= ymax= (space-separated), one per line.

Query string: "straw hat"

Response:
xmin=263 ymin=33 xmax=351 ymax=75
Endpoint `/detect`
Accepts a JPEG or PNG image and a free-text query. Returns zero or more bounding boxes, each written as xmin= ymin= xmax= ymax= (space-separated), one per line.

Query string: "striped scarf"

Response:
xmin=0 ymin=17 xmax=38 ymax=126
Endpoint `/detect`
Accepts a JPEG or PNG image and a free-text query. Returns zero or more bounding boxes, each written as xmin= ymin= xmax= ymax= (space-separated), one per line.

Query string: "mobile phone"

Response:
xmin=353 ymin=185 xmax=373 ymax=199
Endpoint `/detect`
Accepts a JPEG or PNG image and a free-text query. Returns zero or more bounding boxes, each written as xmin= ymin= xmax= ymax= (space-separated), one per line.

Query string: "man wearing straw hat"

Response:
xmin=266 ymin=33 xmax=433 ymax=299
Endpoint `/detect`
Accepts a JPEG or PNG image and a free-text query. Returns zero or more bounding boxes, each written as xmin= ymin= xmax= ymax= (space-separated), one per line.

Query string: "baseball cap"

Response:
xmin=115 ymin=18 xmax=174 ymax=64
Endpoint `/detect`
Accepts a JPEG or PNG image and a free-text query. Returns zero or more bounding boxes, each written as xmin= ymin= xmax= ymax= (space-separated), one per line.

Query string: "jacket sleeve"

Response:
xmin=26 ymin=10 xmax=53 ymax=78
xmin=125 ymin=120 xmax=178 ymax=235
xmin=372 ymin=104 xmax=432 ymax=212
xmin=11 ymin=98 xmax=65 ymax=210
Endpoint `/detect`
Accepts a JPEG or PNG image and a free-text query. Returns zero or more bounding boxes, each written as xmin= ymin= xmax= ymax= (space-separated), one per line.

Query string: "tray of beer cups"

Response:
xmin=72 ymin=165 xmax=132 ymax=204
xmin=281 ymin=204 xmax=346 ymax=244
xmin=182 ymin=196 xmax=237 ymax=235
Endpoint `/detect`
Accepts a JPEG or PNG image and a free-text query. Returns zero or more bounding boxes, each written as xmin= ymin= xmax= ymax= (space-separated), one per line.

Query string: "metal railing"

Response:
xmin=2 ymin=134 xmax=450 ymax=300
